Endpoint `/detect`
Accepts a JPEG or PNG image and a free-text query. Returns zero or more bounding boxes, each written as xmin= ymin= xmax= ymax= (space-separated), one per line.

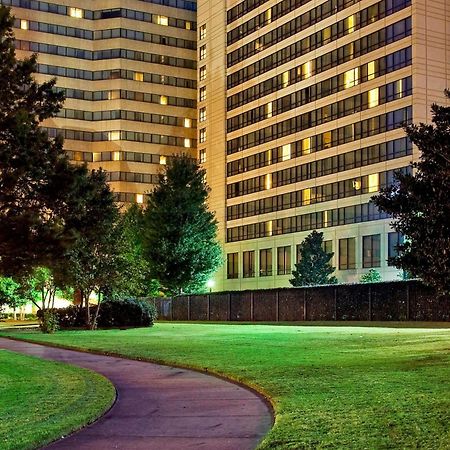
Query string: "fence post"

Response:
xmin=334 ymin=286 xmax=338 ymax=321
xmin=187 ymin=295 xmax=191 ymax=321
xmin=228 ymin=293 xmax=231 ymax=321
xmin=170 ymin=297 xmax=173 ymax=321
xmin=406 ymin=283 xmax=410 ymax=320
xmin=207 ymin=294 xmax=211 ymax=321
xmin=250 ymin=291 xmax=254 ymax=321
xmin=276 ymin=290 xmax=280 ymax=322
xmin=303 ymin=289 xmax=307 ymax=321
xmin=368 ymin=286 xmax=372 ymax=321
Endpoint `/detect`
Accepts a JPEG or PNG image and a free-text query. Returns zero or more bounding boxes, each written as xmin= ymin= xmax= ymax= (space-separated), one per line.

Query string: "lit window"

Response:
xmin=160 ymin=95 xmax=168 ymax=105
xmin=301 ymin=61 xmax=312 ymax=79
xmin=74 ymin=152 xmax=83 ymax=162
xmin=199 ymin=149 xmax=206 ymax=163
xmin=108 ymin=90 xmax=120 ymax=100
xmin=322 ymin=131 xmax=332 ymax=148
xmin=160 ymin=155 xmax=167 ymax=165
xmin=367 ymin=61 xmax=376 ymax=80
xmin=199 ymin=128 xmax=207 ymax=143
xmin=302 ymin=137 xmax=311 ymax=154
xmin=112 ymin=151 xmax=121 ymax=161
xmin=157 ymin=15 xmax=169 ymax=26
xmin=265 ymin=9 xmax=272 ymax=24
xmin=108 ymin=131 xmax=120 ymax=141
xmin=199 ymin=66 xmax=207 ymax=81
xmin=265 ymin=173 xmax=272 ymax=190
xmin=199 ymin=86 xmax=206 ymax=102
xmin=302 ymin=188 xmax=311 ymax=205
xmin=266 ymin=102 xmax=273 ymax=118
xmin=20 ymin=19 xmax=28 ymax=30
xmin=353 ymin=179 xmax=361 ymax=190
xmin=282 ymin=143 xmax=291 ymax=161
xmin=93 ymin=152 xmax=101 ymax=162
xmin=199 ymin=45 xmax=206 ymax=60
xmin=69 ymin=8 xmax=83 ymax=18
xmin=134 ymin=72 xmax=144 ymax=82
xmin=185 ymin=21 xmax=192 ymax=30
xmin=199 ymin=107 xmax=206 ymax=122
xmin=282 ymin=71 xmax=289 ymax=88
xmin=322 ymin=26 xmax=331 ymax=43
xmin=368 ymin=173 xmax=379 ymax=193
xmin=184 ymin=118 xmax=192 ymax=128
xmin=266 ymin=221 xmax=273 ymax=237
xmin=345 ymin=15 xmax=355 ymax=33
xmin=136 ymin=194 xmax=144 ymax=204
xmin=199 ymin=24 xmax=206 ymax=40
xmin=344 ymin=68 xmax=359 ymax=89
xmin=368 ymin=88 xmax=379 ymax=108
xmin=184 ymin=138 xmax=191 ymax=148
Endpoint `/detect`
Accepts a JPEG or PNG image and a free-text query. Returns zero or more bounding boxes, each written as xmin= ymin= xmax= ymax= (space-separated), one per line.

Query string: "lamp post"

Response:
xmin=206 ymin=279 xmax=215 ymax=293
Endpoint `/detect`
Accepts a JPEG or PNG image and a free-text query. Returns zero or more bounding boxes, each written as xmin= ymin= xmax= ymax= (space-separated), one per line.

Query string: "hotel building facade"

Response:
xmin=3 ymin=0 xmax=450 ymax=291
xmin=3 ymin=0 xmax=198 ymax=204
xmin=198 ymin=0 xmax=450 ymax=290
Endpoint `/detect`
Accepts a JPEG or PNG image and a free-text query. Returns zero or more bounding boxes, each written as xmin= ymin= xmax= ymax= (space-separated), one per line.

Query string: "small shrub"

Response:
xmin=50 ymin=298 xmax=157 ymax=329
xmin=39 ymin=311 xmax=59 ymax=334
xmin=360 ymin=269 xmax=382 ymax=283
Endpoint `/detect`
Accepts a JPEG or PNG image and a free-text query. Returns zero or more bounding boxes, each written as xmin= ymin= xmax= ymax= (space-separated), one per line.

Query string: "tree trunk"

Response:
xmin=83 ymin=290 xmax=91 ymax=329
xmin=91 ymin=290 xmax=102 ymax=330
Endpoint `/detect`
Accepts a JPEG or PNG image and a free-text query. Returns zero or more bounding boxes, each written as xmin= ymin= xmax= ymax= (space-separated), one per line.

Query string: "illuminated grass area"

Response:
xmin=0 ymin=350 xmax=115 ymax=450
xmin=2 ymin=323 xmax=450 ymax=449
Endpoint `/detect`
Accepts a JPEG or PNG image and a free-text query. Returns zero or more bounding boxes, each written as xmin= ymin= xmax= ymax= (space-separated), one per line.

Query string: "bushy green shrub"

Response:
xmin=39 ymin=311 xmax=59 ymax=334
xmin=49 ymin=298 xmax=157 ymax=329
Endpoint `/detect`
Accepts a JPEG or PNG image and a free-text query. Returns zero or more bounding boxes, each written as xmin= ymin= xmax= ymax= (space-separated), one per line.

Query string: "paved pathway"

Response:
xmin=0 ymin=338 xmax=273 ymax=450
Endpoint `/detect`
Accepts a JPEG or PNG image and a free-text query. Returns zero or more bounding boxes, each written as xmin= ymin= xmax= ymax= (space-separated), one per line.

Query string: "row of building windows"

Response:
xmin=227 ymin=75 xmax=411 ymax=133
xmin=227 ymin=167 xmax=409 ymax=219
xmin=4 ymin=0 xmax=196 ymax=29
xmin=4 ymin=0 xmax=196 ymax=14
xmin=226 ymin=202 xmax=389 ymax=243
xmin=228 ymin=0 xmax=327 ymax=45
xmin=106 ymin=171 xmax=160 ymax=184
xmin=227 ymin=0 xmax=272 ymax=25
xmin=16 ymin=40 xmax=196 ymax=70
xmin=15 ymin=18 xmax=196 ymax=50
xmin=227 ymin=232 xmax=403 ymax=278
xmin=227 ymin=46 xmax=411 ymax=111
xmin=67 ymin=150 xmax=171 ymax=165
xmin=227 ymin=133 xmax=411 ymax=187
xmin=35 ymin=63 xmax=197 ymax=90
xmin=44 ymin=127 xmax=196 ymax=148
xmin=228 ymin=0 xmax=408 ymax=68
xmin=56 ymin=108 xmax=196 ymax=128
xmin=227 ymin=16 xmax=412 ymax=89
xmin=227 ymin=107 xmax=411 ymax=162
xmin=227 ymin=90 xmax=412 ymax=154
xmin=60 ymin=87 xmax=195 ymax=109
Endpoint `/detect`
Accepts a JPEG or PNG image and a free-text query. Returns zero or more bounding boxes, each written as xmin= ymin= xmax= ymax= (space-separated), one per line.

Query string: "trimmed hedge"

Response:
xmin=45 ymin=298 xmax=157 ymax=329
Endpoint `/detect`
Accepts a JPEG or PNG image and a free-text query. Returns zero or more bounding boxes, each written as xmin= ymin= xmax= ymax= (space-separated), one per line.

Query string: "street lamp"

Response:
xmin=206 ymin=279 xmax=215 ymax=293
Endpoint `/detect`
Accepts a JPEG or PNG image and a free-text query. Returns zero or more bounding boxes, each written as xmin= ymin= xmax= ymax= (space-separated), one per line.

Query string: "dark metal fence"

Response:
xmin=152 ymin=281 xmax=450 ymax=322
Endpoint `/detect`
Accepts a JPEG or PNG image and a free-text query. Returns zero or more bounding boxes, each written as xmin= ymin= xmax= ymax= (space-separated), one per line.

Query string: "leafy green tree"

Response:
xmin=290 ymin=231 xmax=337 ymax=286
xmin=60 ymin=170 xmax=126 ymax=329
xmin=0 ymin=6 xmax=90 ymax=277
xmin=143 ymin=155 xmax=222 ymax=294
xmin=0 ymin=277 xmax=23 ymax=310
xmin=360 ymin=269 xmax=382 ymax=283
xmin=372 ymin=90 xmax=450 ymax=295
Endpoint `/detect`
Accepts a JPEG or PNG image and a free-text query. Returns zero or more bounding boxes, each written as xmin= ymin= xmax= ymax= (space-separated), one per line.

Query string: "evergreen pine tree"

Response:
xmin=290 ymin=230 xmax=337 ymax=286
xmin=0 ymin=6 xmax=82 ymax=276
xmin=142 ymin=155 xmax=222 ymax=294
xmin=372 ymin=90 xmax=450 ymax=295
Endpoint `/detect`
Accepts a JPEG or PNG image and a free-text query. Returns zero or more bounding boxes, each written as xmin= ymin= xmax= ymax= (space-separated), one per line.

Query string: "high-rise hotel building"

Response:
xmin=3 ymin=0 xmax=198 ymax=203
xmin=198 ymin=0 xmax=450 ymax=290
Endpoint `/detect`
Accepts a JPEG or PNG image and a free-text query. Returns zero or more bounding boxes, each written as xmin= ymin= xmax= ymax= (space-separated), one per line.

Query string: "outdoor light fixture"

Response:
xmin=206 ymin=279 xmax=215 ymax=292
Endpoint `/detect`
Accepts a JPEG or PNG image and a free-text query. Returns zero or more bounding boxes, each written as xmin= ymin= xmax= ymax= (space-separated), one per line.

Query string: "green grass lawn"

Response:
xmin=2 ymin=323 xmax=449 ymax=449
xmin=0 ymin=349 xmax=115 ymax=450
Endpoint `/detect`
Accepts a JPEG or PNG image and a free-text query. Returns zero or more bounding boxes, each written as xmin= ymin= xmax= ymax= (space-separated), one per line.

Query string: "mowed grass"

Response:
xmin=2 ymin=323 xmax=450 ymax=449
xmin=0 ymin=350 xmax=115 ymax=450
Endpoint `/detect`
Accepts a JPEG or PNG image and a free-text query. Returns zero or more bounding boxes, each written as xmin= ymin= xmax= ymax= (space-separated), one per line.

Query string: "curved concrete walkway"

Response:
xmin=0 ymin=338 xmax=272 ymax=450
